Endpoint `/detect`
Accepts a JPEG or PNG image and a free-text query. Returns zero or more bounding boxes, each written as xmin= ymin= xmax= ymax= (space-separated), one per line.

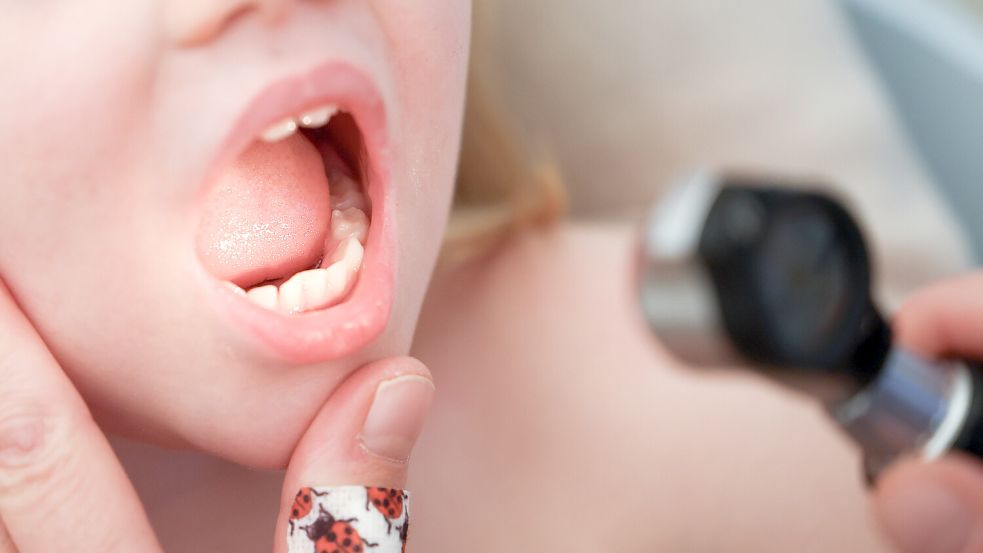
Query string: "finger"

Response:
xmin=275 ymin=357 xmax=434 ymax=553
xmin=874 ymin=455 xmax=983 ymax=553
xmin=0 ymin=519 xmax=14 ymax=553
xmin=894 ymin=272 xmax=983 ymax=360
xmin=0 ymin=282 xmax=162 ymax=553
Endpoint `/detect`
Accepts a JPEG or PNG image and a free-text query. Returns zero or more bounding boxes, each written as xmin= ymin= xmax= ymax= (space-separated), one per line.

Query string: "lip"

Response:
xmin=194 ymin=61 xmax=393 ymax=365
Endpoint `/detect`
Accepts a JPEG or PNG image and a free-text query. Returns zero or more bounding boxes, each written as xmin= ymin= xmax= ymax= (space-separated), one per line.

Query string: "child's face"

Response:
xmin=0 ymin=1 xmax=470 ymax=468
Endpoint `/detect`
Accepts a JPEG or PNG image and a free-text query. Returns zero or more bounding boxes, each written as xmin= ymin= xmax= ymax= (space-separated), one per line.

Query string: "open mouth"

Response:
xmin=197 ymin=106 xmax=371 ymax=314
xmin=194 ymin=63 xmax=394 ymax=364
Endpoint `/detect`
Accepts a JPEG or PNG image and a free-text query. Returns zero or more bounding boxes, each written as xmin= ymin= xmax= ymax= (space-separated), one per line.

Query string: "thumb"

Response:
xmin=275 ymin=357 xmax=434 ymax=553
xmin=874 ymin=455 xmax=983 ymax=553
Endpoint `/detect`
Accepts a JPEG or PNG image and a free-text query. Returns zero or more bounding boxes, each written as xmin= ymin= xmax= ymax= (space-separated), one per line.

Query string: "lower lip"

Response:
xmin=196 ymin=62 xmax=394 ymax=365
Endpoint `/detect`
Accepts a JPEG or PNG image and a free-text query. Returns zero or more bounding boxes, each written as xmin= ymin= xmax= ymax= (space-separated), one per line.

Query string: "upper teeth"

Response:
xmin=260 ymin=104 xmax=339 ymax=143
xmin=260 ymin=117 xmax=298 ymax=142
xmin=299 ymin=105 xmax=338 ymax=128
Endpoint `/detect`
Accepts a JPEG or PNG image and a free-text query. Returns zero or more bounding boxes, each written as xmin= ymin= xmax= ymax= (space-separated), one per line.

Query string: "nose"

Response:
xmin=166 ymin=0 xmax=299 ymax=46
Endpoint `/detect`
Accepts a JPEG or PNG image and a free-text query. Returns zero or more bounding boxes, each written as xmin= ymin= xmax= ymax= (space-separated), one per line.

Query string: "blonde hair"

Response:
xmin=443 ymin=7 xmax=566 ymax=263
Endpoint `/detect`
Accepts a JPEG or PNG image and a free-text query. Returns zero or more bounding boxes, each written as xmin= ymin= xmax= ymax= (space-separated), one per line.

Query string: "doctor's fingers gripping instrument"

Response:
xmin=637 ymin=171 xmax=983 ymax=480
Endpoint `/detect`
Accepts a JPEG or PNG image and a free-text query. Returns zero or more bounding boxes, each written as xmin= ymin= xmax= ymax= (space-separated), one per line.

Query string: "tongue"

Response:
xmin=197 ymin=134 xmax=331 ymax=288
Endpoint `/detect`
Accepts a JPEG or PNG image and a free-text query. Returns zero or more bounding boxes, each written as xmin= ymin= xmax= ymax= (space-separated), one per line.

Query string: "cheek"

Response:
xmin=384 ymin=0 xmax=471 ymax=268
xmin=0 ymin=2 xmax=159 ymax=274
xmin=0 ymin=3 xmax=162 ymax=420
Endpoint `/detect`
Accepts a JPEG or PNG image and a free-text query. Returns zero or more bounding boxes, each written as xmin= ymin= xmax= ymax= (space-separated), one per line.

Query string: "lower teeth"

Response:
xmin=230 ymin=203 xmax=369 ymax=314
xmin=277 ymin=235 xmax=364 ymax=314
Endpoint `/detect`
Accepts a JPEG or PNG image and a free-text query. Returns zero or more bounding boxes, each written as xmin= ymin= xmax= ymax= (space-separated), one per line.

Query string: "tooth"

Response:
xmin=246 ymin=285 xmax=278 ymax=310
xmin=279 ymin=267 xmax=336 ymax=314
xmin=319 ymin=263 xmax=353 ymax=306
xmin=301 ymin=269 xmax=335 ymax=311
xmin=279 ymin=238 xmax=365 ymax=314
xmin=298 ymin=105 xmax=338 ymax=129
xmin=303 ymin=267 xmax=346 ymax=311
xmin=329 ymin=173 xmax=369 ymax=212
xmin=330 ymin=236 xmax=365 ymax=270
xmin=330 ymin=207 xmax=369 ymax=244
xmin=260 ymin=117 xmax=299 ymax=142
xmin=317 ymin=240 xmax=364 ymax=308
xmin=278 ymin=274 xmax=306 ymax=314
xmin=278 ymin=266 xmax=342 ymax=313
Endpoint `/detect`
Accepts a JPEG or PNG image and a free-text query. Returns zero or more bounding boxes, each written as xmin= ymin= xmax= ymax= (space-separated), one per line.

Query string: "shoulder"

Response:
xmin=410 ymin=221 xmax=887 ymax=552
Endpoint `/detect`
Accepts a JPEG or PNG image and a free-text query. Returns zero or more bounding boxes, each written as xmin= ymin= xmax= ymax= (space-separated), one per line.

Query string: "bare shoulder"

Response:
xmin=410 ymin=222 xmax=890 ymax=553
xmin=419 ymin=223 xmax=645 ymax=346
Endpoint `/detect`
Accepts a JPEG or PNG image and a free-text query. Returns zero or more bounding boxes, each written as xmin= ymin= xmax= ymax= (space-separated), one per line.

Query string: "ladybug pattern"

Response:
xmin=287 ymin=486 xmax=410 ymax=553
xmin=365 ymin=487 xmax=407 ymax=533
xmin=302 ymin=505 xmax=375 ymax=553
xmin=290 ymin=487 xmax=329 ymax=535
xmin=399 ymin=521 xmax=409 ymax=553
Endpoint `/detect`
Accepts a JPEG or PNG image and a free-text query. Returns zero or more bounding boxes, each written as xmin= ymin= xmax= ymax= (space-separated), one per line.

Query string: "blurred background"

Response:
xmin=479 ymin=0 xmax=980 ymax=301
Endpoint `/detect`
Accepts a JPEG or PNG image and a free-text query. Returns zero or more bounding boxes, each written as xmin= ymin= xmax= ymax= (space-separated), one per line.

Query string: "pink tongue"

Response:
xmin=197 ymin=134 xmax=331 ymax=287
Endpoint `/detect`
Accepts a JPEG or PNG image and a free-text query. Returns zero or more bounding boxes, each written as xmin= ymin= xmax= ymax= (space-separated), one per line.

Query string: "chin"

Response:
xmin=85 ymin=336 xmax=399 ymax=469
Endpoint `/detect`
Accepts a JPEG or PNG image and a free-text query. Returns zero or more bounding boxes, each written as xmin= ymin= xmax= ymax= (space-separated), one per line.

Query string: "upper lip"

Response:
xmin=194 ymin=60 xmax=394 ymax=365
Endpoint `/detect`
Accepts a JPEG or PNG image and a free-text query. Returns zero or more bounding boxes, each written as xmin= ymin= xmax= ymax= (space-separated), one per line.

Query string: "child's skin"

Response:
xmin=0 ymin=0 xmax=469 ymax=550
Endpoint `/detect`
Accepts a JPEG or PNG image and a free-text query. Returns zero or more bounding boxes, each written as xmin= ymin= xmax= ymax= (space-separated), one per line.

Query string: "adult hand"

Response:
xmin=0 ymin=280 xmax=433 ymax=552
xmin=874 ymin=273 xmax=983 ymax=553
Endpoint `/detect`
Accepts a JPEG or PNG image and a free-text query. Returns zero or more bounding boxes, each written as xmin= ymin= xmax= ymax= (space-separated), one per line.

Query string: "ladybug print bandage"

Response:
xmin=287 ymin=486 xmax=410 ymax=553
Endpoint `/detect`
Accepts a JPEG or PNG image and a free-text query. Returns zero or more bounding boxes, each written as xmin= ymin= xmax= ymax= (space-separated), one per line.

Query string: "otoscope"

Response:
xmin=637 ymin=171 xmax=983 ymax=479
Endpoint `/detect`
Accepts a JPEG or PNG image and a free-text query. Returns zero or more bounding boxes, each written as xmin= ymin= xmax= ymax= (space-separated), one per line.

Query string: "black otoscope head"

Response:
xmin=638 ymin=170 xmax=979 ymax=479
xmin=638 ymin=171 xmax=891 ymax=401
xmin=697 ymin=180 xmax=891 ymax=387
